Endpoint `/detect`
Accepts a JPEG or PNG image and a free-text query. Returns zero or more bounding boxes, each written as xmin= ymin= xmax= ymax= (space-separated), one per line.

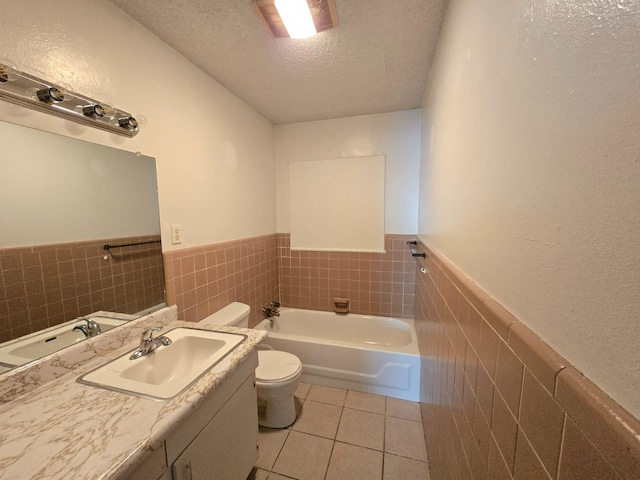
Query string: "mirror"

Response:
xmin=0 ymin=120 xmax=164 ymax=371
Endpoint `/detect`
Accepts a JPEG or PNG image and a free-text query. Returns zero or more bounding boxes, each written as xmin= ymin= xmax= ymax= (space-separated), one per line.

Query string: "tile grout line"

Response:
xmin=381 ymin=395 xmax=388 ymax=480
xmin=325 ymin=403 xmax=347 ymax=479
xmin=555 ymin=413 xmax=568 ymax=480
xmin=262 ymin=387 xmax=430 ymax=479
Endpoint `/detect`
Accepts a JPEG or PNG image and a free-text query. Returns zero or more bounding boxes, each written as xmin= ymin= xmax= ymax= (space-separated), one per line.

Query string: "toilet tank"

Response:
xmin=197 ymin=302 xmax=250 ymax=328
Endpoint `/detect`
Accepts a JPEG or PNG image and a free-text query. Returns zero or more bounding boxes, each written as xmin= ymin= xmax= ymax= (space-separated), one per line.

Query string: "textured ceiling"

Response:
xmin=109 ymin=0 xmax=448 ymax=125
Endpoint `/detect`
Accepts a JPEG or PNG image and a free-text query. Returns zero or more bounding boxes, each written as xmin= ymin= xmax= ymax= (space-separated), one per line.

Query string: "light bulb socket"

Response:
xmin=118 ymin=116 xmax=138 ymax=130
xmin=0 ymin=60 xmax=20 ymax=82
xmin=36 ymin=87 xmax=65 ymax=104
xmin=83 ymin=104 xmax=105 ymax=118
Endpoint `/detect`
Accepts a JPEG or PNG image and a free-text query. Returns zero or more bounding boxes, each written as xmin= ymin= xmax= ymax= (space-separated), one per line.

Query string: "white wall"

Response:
xmin=419 ymin=0 xmax=640 ymax=417
xmin=276 ymin=110 xmax=421 ymax=235
xmin=0 ymin=0 xmax=276 ymax=251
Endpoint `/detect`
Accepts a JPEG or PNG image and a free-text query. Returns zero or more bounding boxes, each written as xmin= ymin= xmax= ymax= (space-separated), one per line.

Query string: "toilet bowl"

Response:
xmin=197 ymin=302 xmax=302 ymax=428
xmin=255 ymin=350 xmax=302 ymax=428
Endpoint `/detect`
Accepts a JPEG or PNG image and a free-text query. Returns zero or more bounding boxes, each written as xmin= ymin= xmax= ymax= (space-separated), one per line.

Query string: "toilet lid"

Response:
xmin=256 ymin=350 xmax=302 ymax=383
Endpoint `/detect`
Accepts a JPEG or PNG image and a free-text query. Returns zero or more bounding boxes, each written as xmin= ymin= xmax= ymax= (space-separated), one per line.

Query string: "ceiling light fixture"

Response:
xmin=253 ymin=0 xmax=338 ymax=39
xmin=274 ymin=0 xmax=316 ymax=39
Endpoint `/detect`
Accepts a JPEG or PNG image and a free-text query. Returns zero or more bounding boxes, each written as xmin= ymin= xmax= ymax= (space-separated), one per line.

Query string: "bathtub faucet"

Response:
xmin=261 ymin=307 xmax=279 ymax=318
xmin=73 ymin=317 xmax=102 ymax=338
xmin=262 ymin=303 xmax=280 ymax=327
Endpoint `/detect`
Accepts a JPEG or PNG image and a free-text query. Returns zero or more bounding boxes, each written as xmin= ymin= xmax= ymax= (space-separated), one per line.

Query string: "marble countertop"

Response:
xmin=0 ymin=317 xmax=266 ymax=479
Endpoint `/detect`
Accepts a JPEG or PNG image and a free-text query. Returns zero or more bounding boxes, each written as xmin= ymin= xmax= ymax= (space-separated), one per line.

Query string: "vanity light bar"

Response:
xmin=0 ymin=62 xmax=139 ymax=138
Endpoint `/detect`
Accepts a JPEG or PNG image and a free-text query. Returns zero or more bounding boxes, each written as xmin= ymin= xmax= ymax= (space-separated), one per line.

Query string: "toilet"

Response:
xmin=197 ymin=302 xmax=302 ymax=428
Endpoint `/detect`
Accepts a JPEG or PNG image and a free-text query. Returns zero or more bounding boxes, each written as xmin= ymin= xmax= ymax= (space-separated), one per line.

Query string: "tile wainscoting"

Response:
xmin=414 ymin=239 xmax=640 ymax=480
xmin=164 ymin=234 xmax=279 ymax=327
xmin=164 ymin=233 xmax=418 ymax=328
xmin=278 ymin=234 xmax=416 ymax=319
xmin=0 ymin=235 xmax=164 ymax=342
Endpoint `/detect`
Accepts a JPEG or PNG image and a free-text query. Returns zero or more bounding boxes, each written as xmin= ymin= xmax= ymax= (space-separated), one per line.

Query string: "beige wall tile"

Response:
xmin=472 ymin=403 xmax=492 ymax=474
xmin=555 ymin=368 xmax=640 ymax=480
xmin=491 ymin=389 xmax=518 ymax=473
xmin=478 ymin=320 xmax=499 ymax=379
xmin=518 ymin=369 xmax=565 ymax=477
xmin=508 ymin=322 xmax=568 ymax=394
xmin=494 ymin=339 xmax=524 ymax=417
xmin=1 ymin=236 xmax=163 ymax=339
xmin=489 ymin=436 xmax=515 ymax=480
xmin=278 ymin=234 xmax=416 ymax=319
xmin=513 ymin=429 xmax=552 ymax=480
xmin=558 ymin=417 xmax=623 ymax=480
xmin=470 ymin=442 xmax=489 ymax=480
xmin=481 ymin=296 xmax=516 ymax=341
xmin=164 ymin=234 xmax=279 ymax=327
xmin=475 ymin=365 xmax=495 ymax=422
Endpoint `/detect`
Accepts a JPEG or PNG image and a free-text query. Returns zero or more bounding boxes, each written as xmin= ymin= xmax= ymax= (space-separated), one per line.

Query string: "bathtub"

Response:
xmin=255 ymin=308 xmax=421 ymax=401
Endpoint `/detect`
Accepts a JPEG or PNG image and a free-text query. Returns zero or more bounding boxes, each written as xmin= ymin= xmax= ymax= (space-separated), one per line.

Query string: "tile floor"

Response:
xmin=248 ymin=384 xmax=431 ymax=480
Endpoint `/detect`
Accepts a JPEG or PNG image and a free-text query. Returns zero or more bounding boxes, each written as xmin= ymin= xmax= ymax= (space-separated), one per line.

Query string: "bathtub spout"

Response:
xmin=262 ymin=306 xmax=280 ymax=318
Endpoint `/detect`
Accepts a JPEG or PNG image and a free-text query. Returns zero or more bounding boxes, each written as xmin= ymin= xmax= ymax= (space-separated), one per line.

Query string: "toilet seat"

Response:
xmin=256 ymin=350 xmax=302 ymax=383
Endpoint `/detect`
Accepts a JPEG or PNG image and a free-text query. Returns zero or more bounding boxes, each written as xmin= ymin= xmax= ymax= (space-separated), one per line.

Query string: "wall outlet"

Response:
xmin=171 ymin=224 xmax=182 ymax=245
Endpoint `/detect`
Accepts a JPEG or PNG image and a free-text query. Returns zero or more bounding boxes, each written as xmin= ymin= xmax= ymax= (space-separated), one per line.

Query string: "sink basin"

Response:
xmin=0 ymin=317 xmax=127 ymax=367
xmin=77 ymin=327 xmax=247 ymax=400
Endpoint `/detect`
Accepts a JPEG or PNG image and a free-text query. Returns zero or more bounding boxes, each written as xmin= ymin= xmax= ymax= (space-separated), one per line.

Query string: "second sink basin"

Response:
xmin=77 ymin=327 xmax=247 ymax=400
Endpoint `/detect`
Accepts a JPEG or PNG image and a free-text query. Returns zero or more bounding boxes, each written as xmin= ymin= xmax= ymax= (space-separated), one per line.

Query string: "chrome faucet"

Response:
xmin=73 ymin=317 xmax=102 ymax=338
xmin=261 ymin=301 xmax=281 ymax=327
xmin=129 ymin=327 xmax=172 ymax=360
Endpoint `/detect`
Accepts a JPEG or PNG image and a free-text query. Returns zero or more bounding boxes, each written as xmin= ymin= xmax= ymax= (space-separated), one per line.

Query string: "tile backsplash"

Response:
xmin=278 ymin=233 xmax=416 ymax=319
xmin=414 ymin=239 xmax=640 ymax=480
xmin=163 ymin=234 xmax=279 ymax=327
xmin=0 ymin=235 xmax=164 ymax=343
xmin=164 ymin=233 xmax=417 ymax=326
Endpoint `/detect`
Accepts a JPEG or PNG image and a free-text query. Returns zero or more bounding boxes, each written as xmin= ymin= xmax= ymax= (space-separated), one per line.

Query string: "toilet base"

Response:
xmin=257 ymin=393 xmax=297 ymax=428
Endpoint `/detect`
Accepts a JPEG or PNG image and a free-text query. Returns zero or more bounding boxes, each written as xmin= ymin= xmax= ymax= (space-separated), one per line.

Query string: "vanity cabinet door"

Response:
xmin=172 ymin=376 xmax=258 ymax=480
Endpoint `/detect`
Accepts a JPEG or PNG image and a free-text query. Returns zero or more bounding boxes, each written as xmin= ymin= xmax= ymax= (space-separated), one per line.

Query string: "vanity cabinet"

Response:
xmin=127 ymin=350 xmax=259 ymax=480
xmin=172 ymin=376 xmax=258 ymax=479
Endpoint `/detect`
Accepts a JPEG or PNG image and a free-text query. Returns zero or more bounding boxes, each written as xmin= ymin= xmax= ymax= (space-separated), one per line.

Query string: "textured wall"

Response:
xmin=0 ymin=0 xmax=276 ymax=253
xmin=419 ymin=0 xmax=640 ymax=418
xmin=275 ymin=110 xmax=422 ymax=235
xmin=415 ymin=240 xmax=640 ymax=480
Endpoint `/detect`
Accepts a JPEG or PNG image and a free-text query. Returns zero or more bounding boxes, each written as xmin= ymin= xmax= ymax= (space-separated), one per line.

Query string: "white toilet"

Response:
xmin=197 ymin=302 xmax=302 ymax=429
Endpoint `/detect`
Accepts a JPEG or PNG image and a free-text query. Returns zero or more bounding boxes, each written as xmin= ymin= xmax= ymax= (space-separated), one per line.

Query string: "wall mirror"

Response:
xmin=0 ymin=120 xmax=164 ymax=372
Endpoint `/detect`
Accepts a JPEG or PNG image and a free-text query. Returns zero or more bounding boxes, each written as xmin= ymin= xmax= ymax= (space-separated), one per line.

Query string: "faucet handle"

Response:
xmin=142 ymin=326 xmax=162 ymax=342
xmin=270 ymin=301 xmax=281 ymax=309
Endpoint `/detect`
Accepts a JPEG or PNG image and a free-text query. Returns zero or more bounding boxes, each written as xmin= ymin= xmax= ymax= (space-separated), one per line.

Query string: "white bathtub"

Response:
xmin=255 ymin=308 xmax=421 ymax=401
